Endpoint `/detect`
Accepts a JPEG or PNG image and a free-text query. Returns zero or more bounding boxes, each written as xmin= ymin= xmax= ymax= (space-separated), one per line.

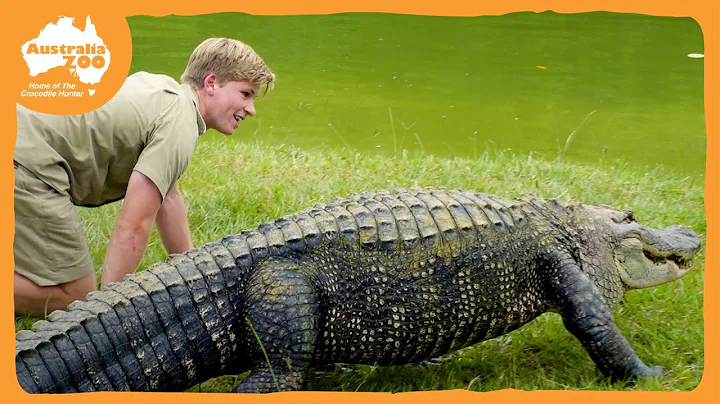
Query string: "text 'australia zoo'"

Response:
xmin=25 ymin=44 xmax=108 ymax=69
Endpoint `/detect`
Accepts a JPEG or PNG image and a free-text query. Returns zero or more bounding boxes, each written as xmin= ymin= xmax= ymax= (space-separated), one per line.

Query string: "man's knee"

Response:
xmin=58 ymin=273 xmax=97 ymax=301
xmin=14 ymin=272 xmax=97 ymax=316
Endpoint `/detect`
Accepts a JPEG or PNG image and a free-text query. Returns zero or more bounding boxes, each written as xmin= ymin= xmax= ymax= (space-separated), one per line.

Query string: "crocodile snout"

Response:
xmin=661 ymin=225 xmax=702 ymax=255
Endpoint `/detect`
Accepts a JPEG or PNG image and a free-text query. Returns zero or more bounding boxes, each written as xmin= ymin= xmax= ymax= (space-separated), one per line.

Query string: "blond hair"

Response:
xmin=181 ymin=38 xmax=275 ymax=95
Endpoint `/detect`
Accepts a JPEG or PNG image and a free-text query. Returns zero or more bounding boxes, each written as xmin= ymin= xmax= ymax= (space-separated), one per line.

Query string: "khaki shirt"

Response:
xmin=15 ymin=72 xmax=206 ymax=207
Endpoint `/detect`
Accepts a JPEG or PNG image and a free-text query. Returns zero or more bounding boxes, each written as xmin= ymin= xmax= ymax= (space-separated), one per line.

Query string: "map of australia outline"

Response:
xmin=21 ymin=15 xmax=111 ymax=86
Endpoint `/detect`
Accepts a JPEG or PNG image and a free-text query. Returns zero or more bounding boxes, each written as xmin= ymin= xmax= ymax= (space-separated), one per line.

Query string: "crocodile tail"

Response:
xmin=15 ymin=242 xmax=244 ymax=393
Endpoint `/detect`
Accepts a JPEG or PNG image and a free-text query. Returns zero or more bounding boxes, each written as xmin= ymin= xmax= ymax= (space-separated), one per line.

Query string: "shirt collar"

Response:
xmin=180 ymin=83 xmax=207 ymax=136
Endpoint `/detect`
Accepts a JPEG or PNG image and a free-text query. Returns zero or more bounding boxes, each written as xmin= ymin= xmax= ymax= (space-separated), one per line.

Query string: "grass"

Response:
xmin=14 ymin=137 xmax=706 ymax=392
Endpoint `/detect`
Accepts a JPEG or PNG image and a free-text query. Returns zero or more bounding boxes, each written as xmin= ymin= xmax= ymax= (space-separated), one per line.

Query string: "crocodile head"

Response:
xmin=570 ymin=204 xmax=701 ymax=293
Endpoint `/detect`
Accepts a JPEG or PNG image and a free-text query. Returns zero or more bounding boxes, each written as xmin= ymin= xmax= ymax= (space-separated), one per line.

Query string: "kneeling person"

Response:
xmin=13 ymin=37 xmax=275 ymax=317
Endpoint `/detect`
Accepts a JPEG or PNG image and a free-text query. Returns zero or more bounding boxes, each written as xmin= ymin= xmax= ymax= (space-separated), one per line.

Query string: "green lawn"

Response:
xmin=17 ymin=140 xmax=704 ymax=392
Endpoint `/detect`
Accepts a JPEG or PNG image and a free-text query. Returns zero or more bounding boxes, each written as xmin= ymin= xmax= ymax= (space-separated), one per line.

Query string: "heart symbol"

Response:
xmin=88 ymin=89 xmax=96 ymax=96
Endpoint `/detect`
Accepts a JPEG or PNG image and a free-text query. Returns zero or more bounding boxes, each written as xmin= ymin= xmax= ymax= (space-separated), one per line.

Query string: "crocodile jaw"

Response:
xmin=615 ymin=229 xmax=699 ymax=289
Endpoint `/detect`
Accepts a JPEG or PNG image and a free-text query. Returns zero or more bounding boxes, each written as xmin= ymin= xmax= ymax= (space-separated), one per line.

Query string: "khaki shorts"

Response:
xmin=14 ymin=163 xmax=94 ymax=286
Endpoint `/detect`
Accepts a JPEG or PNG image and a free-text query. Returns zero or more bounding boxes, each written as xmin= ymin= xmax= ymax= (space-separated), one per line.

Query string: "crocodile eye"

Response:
xmin=612 ymin=210 xmax=635 ymax=224
xmin=621 ymin=210 xmax=636 ymax=223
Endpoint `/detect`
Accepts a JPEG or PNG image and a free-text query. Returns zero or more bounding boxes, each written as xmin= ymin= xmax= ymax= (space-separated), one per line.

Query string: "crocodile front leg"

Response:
xmin=236 ymin=256 xmax=320 ymax=393
xmin=549 ymin=259 xmax=663 ymax=381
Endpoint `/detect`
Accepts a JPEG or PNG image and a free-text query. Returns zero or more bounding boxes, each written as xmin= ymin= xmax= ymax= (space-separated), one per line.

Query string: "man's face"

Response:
xmin=204 ymin=79 xmax=260 ymax=135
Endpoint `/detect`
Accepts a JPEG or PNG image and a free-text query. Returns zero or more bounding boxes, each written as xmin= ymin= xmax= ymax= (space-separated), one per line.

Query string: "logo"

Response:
xmin=20 ymin=16 xmax=110 ymax=99
xmin=16 ymin=13 xmax=130 ymax=115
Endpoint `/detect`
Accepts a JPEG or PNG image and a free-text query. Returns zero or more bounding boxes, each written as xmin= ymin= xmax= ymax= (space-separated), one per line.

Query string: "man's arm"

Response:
xmin=155 ymin=183 xmax=193 ymax=254
xmin=100 ymin=170 xmax=162 ymax=287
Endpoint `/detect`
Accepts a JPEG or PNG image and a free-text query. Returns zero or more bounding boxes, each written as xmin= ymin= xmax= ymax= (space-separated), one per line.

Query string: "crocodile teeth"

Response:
xmin=643 ymin=250 xmax=692 ymax=269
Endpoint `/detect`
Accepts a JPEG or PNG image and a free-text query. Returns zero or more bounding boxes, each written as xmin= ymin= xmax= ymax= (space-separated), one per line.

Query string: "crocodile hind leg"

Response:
xmin=550 ymin=261 xmax=663 ymax=381
xmin=236 ymin=256 xmax=320 ymax=393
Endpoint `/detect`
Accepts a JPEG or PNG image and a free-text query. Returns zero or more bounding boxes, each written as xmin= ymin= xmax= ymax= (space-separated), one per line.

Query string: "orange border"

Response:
xmin=2 ymin=1 xmax=716 ymax=403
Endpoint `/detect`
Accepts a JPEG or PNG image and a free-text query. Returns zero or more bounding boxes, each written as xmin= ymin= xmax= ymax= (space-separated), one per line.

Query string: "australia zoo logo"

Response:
xmin=20 ymin=15 xmax=111 ymax=98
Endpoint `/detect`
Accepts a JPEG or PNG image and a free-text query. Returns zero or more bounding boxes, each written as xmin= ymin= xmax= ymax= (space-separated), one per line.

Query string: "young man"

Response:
xmin=14 ymin=38 xmax=275 ymax=317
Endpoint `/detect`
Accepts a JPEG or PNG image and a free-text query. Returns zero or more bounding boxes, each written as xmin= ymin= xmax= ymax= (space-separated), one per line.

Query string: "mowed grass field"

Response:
xmin=15 ymin=11 xmax=706 ymax=394
xmin=16 ymin=141 xmax=704 ymax=392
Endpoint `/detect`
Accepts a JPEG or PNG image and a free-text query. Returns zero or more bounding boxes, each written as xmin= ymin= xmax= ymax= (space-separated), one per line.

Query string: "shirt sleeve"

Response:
xmin=133 ymin=95 xmax=199 ymax=200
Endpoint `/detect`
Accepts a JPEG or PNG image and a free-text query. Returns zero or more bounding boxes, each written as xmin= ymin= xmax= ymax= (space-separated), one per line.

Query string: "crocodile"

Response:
xmin=15 ymin=187 xmax=701 ymax=393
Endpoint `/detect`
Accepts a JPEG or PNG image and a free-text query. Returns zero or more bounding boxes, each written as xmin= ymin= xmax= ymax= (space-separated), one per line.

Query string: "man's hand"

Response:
xmin=100 ymin=171 xmax=162 ymax=288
